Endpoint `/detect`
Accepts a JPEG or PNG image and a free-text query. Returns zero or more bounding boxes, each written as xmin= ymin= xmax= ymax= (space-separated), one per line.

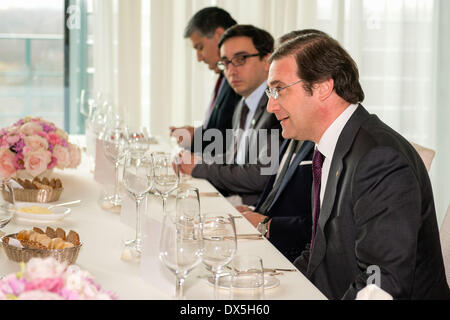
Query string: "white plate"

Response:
xmin=14 ymin=202 xmax=71 ymax=222
xmin=207 ymin=275 xmax=280 ymax=290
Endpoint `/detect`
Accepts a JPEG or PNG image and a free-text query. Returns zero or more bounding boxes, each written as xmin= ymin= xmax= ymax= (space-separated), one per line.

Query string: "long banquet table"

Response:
xmin=0 ymin=135 xmax=326 ymax=300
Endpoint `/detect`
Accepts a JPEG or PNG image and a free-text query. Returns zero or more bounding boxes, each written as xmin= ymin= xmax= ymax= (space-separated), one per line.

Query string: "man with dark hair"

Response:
xmin=178 ymin=25 xmax=283 ymax=206
xmin=267 ymin=33 xmax=450 ymax=299
xmin=275 ymin=29 xmax=328 ymax=48
xmin=170 ymin=7 xmax=240 ymax=153
xmin=235 ymin=30 xmax=329 ymax=263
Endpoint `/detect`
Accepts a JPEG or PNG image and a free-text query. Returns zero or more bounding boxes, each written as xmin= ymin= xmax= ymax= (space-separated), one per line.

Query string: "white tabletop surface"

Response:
xmin=0 ymin=135 xmax=326 ymax=300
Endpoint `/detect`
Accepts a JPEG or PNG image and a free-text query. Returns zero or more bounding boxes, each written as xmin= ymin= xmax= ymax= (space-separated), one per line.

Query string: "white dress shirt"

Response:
xmin=235 ymin=81 xmax=267 ymax=164
xmin=315 ymin=104 xmax=358 ymax=206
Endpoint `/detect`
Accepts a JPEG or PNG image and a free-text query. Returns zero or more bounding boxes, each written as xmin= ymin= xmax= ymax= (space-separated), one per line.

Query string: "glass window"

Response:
xmin=0 ymin=0 xmax=90 ymax=134
xmin=0 ymin=1 xmax=64 ymax=130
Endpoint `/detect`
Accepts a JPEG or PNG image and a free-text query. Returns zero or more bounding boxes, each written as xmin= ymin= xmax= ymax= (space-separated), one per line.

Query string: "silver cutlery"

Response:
xmin=48 ymin=199 xmax=81 ymax=210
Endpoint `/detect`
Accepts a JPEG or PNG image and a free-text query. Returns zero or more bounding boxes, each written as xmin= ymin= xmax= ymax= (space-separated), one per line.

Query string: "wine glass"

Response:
xmin=159 ymin=187 xmax=203 ymax=299
xmin=0 ymin=180 xmax=16 ymax=231
xmin=201 ymin=212 xmax=237 ymax=299
xmin=152 ymin=152 xmax=179 ymax=215
xmin=102 ymin=122 xmax=129 ymax=210
xmin=122 ymin=151 xmax=153 ymax=255
xmin=127 ymin=126 xmax=151 ymax=154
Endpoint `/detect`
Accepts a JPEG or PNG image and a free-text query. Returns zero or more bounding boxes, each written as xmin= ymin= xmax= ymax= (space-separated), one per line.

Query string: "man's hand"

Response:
xmin=242 ymin=211 xmax=271 ymax=238
xmin=235 ymin=205 xmax=253 ymax=213
xmin=177 ymin=150 xmax=201 ymax=176
xmin=169 ymin=126 xmax=195 ymax=147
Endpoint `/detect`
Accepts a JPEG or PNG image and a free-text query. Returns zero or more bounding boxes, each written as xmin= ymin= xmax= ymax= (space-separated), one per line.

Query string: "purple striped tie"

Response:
xmin=310 ymin=148 xmax=325 ymax=254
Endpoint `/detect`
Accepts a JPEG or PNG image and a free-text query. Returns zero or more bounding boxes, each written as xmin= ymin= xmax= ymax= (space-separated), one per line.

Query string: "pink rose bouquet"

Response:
xmin=0 ymin=257 xmax=118 ymax=300
xmin=0 ymin=117 xmax=81 ymax=179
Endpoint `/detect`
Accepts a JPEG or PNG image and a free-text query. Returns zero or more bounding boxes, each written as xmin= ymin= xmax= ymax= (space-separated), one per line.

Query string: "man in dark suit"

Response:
xmin=178 ymin=25 xmax=283 ymax=206
xmin=236 ymin=139 xmax=314 ymax=262
xmin=266 ymin=33 xmax=450 ymax=299
xmin=235 ymin=30 xmax=331 ymax=263
xmin=170 ymin=7 xmax=241 ymax=153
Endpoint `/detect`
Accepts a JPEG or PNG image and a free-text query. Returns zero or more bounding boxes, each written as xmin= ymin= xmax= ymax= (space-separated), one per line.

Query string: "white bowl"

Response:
xmin=14 ymin=202 xmax=71 ymax=222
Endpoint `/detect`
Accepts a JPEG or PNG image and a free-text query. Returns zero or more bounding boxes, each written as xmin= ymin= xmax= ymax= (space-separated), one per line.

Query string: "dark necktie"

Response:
xmin=239 ymin=101 xmax=249 ymax=129
xmin=258 ymin=140 xmax=299 ymax=215
xmin=207 ymin=73 xmax=224 ymax=118
xmin=310 ymin=148 xmax=325 ymax=254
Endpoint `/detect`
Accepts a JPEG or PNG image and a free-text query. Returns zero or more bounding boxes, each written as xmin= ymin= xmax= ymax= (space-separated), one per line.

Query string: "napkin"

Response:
xmin=94 ymin=138 xmax=115 ymax=185
xmin=140 ymin=216 xmax=175 ymax=296
xmin=120 ymin=192 xmax=142 ymax=228
xmin=355 ymin=284 xmax=393 ymax=300
xmin=8 ymin=179 xmax=23 ymax=189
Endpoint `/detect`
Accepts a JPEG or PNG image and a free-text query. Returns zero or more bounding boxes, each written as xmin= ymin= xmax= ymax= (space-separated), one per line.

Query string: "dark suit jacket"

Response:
xmin=192 ymin=75 xmax=241 ymax=154
xmin=294 ymin=105 xmax=450 ymax=300
xmin=192 ymin=91 xmax=283 ymax=205
xmin=254 ymin=139 xmax=314 ymax=262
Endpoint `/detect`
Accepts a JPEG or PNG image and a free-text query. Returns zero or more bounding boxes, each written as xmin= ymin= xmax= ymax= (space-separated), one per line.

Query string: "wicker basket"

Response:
xmin=1 ymin=233 xmax=82 ymax=264
xmin=2 ymin=177 xmax=63 ymax=203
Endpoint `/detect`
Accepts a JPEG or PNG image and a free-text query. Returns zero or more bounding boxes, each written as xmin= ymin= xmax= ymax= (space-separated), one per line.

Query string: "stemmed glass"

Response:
xmin=152 ymin=152 xmax=179 ymax=215
xmin=127 ymin=126 xmax=151 ymax=154
xmin=102 ymin=122 xmax=129 ymax=210
xmin=0 ymin=180 xmax=16 ymax=231
xmin=201 ymin=212 xmax=237 ymax=299
xmin=159 ymin=187 xmax=203 ymax=299
xmin=122 ymin=151 xmax=153 ymax=254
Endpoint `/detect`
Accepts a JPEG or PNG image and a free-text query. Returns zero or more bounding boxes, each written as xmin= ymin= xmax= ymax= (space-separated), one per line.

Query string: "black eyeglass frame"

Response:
xmin=216 ymin=53 xmax=261 ymax=71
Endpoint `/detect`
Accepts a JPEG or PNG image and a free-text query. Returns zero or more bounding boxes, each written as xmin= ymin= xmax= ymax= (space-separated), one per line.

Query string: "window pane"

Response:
xmin=0 ymin=1 xmax=64 ymax=130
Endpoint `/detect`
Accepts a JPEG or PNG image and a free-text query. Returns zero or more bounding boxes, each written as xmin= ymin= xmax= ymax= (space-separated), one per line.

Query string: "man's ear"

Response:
xmin=262 ymin=53 xmax=271 ymax=72
xmin=317 ymin=78 xmax=334 ymax=101
xmin=214 ymin=27 xmax=226 ymax=41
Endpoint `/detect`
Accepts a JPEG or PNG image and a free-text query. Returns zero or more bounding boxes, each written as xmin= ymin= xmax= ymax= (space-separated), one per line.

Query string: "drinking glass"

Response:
xmin=102 ymin=122 xmax=129 ymax=210
xmin=159 ymin=187 xmax=203 ymax=299
xmin=152 ymin=152 xmax=179 ymax=215
xmin=122 ymin=151 xmax=153 ymax=254
xmin=127 ymin=126 xmax=151 ymax=154
xmin=201 ymin=212 xmax=237 ymax=299
xmin=0 ymin=180 xmax=16 ymax=230
xmin=229 ymin=255 xmax=265 ymax=300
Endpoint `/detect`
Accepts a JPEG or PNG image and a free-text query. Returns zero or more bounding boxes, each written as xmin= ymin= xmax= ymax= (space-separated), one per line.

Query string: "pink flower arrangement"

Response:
xmin=0 ymin=117 xmax=81 ymax=179
xmin=0 ymin=257 xmax=118 ymax=300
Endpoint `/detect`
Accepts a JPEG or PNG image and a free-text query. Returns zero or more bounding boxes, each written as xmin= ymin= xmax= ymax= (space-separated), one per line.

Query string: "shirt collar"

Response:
xmin=316 ymin=104 xmax=359 ymax=160
xmin=243 ymin=80 xmax=267 ymax=113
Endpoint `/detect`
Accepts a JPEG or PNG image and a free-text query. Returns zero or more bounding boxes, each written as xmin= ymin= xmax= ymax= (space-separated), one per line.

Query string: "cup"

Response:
xmin=229 ymin=255 xmax=265 ymax=300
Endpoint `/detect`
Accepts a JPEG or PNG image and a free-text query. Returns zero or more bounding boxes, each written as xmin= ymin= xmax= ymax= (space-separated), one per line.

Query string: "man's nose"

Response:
xmin=196 ymin=50 xmax=203 ymax=62
xmin=226 ymin=63 xmax=238 ymax=76
xmin=266 ymin=96 xmax=279 ymax=114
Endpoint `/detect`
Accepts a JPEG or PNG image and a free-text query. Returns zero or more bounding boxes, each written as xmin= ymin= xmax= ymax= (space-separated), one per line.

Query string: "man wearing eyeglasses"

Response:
xmin=235 ymin=30 xmax=328 ymax=263
xmin=178 ymin=24 xmax=283 ymax=206
xmin=170 ymin=7 xmax=241 ymax=154
xmin=267 ymin=33 xmax=449 ymax=299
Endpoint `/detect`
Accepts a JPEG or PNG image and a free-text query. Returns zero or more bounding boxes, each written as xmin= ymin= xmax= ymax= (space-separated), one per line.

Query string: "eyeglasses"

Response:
xmin=265 ymin=79 xmax=303 ymax=100
xmin=217 ymin=53 xmax=260 ymax=71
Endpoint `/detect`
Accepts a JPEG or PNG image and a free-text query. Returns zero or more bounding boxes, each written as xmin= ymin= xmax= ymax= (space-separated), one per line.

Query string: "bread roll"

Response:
xmin=67 ymin=230 xmax=80 ymax=245
xmin=56 ymin=227 xmax=66 ymax=240
xmin=49 ymin=237 xmax=65 ymax=250
xmin=45 ymin=227 xmax=56 ymax=239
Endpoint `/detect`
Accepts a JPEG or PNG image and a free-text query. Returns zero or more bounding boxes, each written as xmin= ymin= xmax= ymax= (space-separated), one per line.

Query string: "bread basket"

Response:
xmin=1 ymin=233 xmax=82 ymax=264
xmin=2 ymin=177 xmax=64 ymax=203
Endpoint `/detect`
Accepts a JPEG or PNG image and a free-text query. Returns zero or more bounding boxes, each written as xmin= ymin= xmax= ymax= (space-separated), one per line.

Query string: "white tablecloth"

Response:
xmin=0 ymin=135 xmax=326 ymax=300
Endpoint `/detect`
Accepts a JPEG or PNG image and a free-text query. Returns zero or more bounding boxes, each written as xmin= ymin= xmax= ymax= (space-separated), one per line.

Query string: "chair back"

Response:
xmin=440 ymin=204 xmax=450 ymax=286
xmin=410 ymin=141 xmax=435 ymax=172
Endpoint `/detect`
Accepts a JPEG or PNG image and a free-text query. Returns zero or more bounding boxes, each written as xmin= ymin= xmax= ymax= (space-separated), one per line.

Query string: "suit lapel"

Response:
xmin=254 ymin=140 xmax=289 ymax=211
xmin=250 ymin=90 xmax=268 ymax=129
xmin=307 ymin=105 xmax=371 ymax=276
xmin=268 ymin=140 xmax=314 ymax=212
